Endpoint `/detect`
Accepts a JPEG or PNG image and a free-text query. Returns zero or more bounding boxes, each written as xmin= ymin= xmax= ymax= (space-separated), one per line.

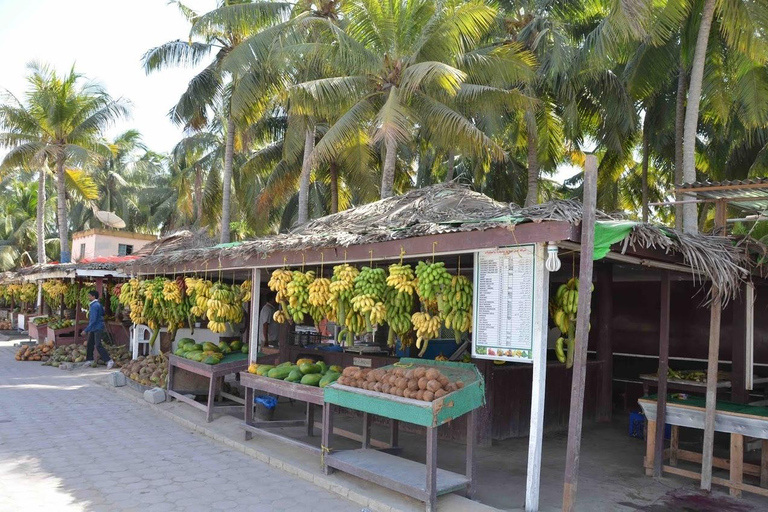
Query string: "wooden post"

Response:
xmin=645 ymin=419 xmax=657 ymax=476
xmin=562 ymin=154 xmax=598 ymax=512
xmin=525 ymin=243 xmax=551 ymax=511
xmin=74 ymin=279 xmax=81 ymax=343
xmin=730 ymin=433 xmax=744 ymax=497
xmin=596 ymin=264 xmax=613 ymax=422
xmin=701 ymin=288 xmax=722 ymax=491
xmin=761 ymin=439 xmax=768 ymax=488
xmin=715 ymin=200 xmax=727 ymax=236
xmin=731 ymin=284 xmax=748 ymax=403
xmin=654 ymin=271 xmax=671 ymax=477
xmin=247 ymin=269 xmax=261 ymax=363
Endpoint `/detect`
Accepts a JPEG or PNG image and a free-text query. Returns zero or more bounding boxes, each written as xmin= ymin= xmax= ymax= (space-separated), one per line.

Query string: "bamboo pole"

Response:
xmin=562 ymin=154 xmax=598 ymax=512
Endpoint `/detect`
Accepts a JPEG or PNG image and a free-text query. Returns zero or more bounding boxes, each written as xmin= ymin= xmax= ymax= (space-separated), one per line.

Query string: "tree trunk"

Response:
xmin=329 ymin=161 xmax=339 ymax=214
xmin=682 ymin=0 xmax=716 ymax=233
xmin=445 ymin=149 xmax=455 ymax=183
xmin=674 ymin=66 xmax=686 ymax=230
xmin=642 ymin=108 xmax=650 ymax=223
xmin=380 ymin=136 xmax=397 ymax=199
xmin=220 ymin=116 xmax=236 ymax=243
xmin=37 ymin=168 xmax=46 ymax=264
xmin=525 ymin=109 xmax=539 ymax=207
xmin=55 ymin=151 xmax=70 ymax=263
xmin=297 ymin=127 xmax=315 ymax=225
xmin=194 ymin=167 xmax=203 ymax=226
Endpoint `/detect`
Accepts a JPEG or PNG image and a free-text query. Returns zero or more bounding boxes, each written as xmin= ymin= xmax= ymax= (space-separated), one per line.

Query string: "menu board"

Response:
xmin=472 ymin=244 xmax=544 ymax=363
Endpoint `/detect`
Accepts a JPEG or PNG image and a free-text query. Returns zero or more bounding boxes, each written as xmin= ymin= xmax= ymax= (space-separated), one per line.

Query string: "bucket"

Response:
xmin=254 ymin=395 xmax=277 ymax=421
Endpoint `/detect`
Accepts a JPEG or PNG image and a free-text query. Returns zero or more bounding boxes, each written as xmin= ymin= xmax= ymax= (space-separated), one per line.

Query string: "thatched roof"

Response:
xmin=123 ymin=183 xmax=755 ymax=301
xmin=133 ymin=229 xmax=214 ymax=257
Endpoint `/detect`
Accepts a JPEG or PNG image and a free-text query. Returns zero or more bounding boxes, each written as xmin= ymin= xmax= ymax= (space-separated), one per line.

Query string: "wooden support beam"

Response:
xmin=596 ymin=264 xmax=613 ymax=422
xmin=730 ymin=433 xmax=744 ymax=497
xmin=701 ymin=290 xmax=723 ymax=491
xmin=762 ymin=440 xmax=768 ymax=488
xmin=715 ymin=200 xmax=727 ymax=236
xmin=654 ymin=271 xmax=671 ymax=477
xmin=562 ymin=154 xmax=598 ymax=512
xmin=731 ymin=285 xmax=748 ymax=403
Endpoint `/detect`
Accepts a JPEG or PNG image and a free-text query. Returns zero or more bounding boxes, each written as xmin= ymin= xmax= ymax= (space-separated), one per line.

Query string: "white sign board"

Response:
xmin=472 ymin=244 xmax=545 ymax=363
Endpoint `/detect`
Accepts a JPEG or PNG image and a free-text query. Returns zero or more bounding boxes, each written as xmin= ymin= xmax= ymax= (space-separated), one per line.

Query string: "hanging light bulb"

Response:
xmin=546 ymin=242 xmax=561 ymax=272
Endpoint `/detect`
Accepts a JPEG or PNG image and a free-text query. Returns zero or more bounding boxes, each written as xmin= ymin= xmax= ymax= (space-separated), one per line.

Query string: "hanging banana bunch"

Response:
xmin=413 ymin=261 xmax=451 ymax=356
xmin=551 ymin=277 xmax=592 ymax=368
xmin=443 ymin=274 xmax=473 ymax=343
xmin=268 ymin=268 xmax=292 ymax=324
xmin=329 ymin=264 xmax=359 ymax=346
xmin=351 ymin=266 xmax=387 ymax=332
xmin=384 ymin=263 xmax=415 ymax=347
xmin=308 ymin=275 xmax=332 ymax=324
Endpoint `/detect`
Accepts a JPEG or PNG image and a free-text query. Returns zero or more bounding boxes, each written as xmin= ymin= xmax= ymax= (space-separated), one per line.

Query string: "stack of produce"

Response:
xmin=0 ymin=320 xmax=12 ymax=330
xmin=15 ymin=341 xmax=54 ymax=361
xmin=247 ymin=358 xmax=342 ymax=388
xmin=120 ymin=353 xmax=169 ymax=388
xmin=174 ymin=337 xmax=246 ymax=364
xmin=335 ymin=365 xmax=464 ymax=402
xmin=42 ymin=280 xmax=69 ymax=309
xmin=48 ymin=318 xmax=75 ymax=330
xmin=38 ymin=341 xmax=131 ymax=367
xmin=32 ymin=316 xmax=53 ymax=325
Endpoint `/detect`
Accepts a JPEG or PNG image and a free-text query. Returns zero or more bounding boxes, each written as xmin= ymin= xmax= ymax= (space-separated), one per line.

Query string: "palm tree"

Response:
xmin=290 ymin=0 xmax=530 ymax=200
xmin=0 ymin=179 xmax=39 ymax=269
xmin=143 ymin=0 xmax=291 ymax=243
xmin=0 ymin=63 xmax=128 ymax=262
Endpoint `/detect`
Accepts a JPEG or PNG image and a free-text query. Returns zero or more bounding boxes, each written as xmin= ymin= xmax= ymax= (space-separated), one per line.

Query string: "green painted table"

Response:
xmin=167 ymin=352 xmax=249 ymax=422
xmin=322 ymin=359 xmax=485 ymax=512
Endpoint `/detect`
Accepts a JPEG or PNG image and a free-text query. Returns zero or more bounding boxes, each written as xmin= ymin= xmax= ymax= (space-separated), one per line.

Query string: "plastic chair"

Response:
xmin=130 ymin=324 xmax=159 ymax=359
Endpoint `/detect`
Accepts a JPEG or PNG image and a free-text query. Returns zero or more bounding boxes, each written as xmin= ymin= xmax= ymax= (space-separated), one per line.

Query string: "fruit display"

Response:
xmin=664 ymin=368 xmax=728 ymax=383
xmin=36 ymin=340 xmax=131 ymax=367
xmin=120 ymin=353 xmax=169 ymax=388
xmin=173 ymin=337 xmax=246 ymax=364
xmin=247 ymin=358 xmax=342 ymax=388
xmin=32 ymin=316 xmax=53 ymax=325
xmin=551 ymin=278 xmax=591 ymax=368
xmin=330 ymin=264 xmax=363 ymax=345
xmin=335 ymin=365 xmax=464 ymax=402
xmin=16 ymin=341 xmax=55 ymax=361
xmin=0 ymin=320 xmax=12 ymax=330
xmin=385 ymin=263 xmax=416 ymax=347
xmin=48 ymin=318 xmax=75 ymax=330
xmin=42 ymin=280 xmax=70 ymax=309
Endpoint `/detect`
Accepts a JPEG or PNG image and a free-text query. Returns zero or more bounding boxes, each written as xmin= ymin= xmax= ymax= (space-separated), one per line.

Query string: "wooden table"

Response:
xmin=28 ymin=320 xmax=48 ymax=343
xmin=50 ymin=323 xmax=86 ymax=346
xmin=167 ymin=353 xmax=249 ymax=422
xmin=240 ymin=371 xmax=397 ymax=454
xmin=640 ymin=374 xmax=768 ymax=398
xmin=322 ymin=359 xmax=484 ymax=512
xmin=639 ymin=396 xmax=768 ymax=498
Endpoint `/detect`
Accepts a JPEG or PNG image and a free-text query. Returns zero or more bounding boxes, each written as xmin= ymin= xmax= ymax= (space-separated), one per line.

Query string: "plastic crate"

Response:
xmin=629 ymin=411 xmax=670 ymax=440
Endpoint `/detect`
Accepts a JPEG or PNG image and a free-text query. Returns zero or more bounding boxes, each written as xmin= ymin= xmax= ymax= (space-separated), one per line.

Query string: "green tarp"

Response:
xmin=593 ymin=221 xmax=636 ymax=260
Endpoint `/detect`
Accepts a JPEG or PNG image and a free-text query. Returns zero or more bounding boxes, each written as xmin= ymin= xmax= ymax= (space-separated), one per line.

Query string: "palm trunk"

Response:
xmin=37 ymin=169 xmax=46 ymax=264
xmin=682 ymin=0 xmax=716 ymax=233
xmin=642 ymin=109 xmax=650 ymax=223
xmin=297 ymin=127 xmax=315 ymax=224
xmin=194 ymin=167 xmax=203 ymax=226
xmin=445 ymin=149 xmax=455 ymax=182
xmin=525 ymin=113 xmax=539 ymax=207
xmin=329 ymin=161 xmax=339 ymax=214
xmin=55 ymin=151 xmax=69 ymax=263
xmin=220 ymin=116 xmax=235 ymax=243
xmin=381 ymin=137 xmax=397 ymax=199
xmin=674 ymin=66 xmax=686 ymax=230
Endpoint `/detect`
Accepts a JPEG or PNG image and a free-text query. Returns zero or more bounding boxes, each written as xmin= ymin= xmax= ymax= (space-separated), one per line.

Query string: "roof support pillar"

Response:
xmin=596 ymin=264 xmax=613 ymax=423
xmin=653 ymin=271 xmax=671 ymax=477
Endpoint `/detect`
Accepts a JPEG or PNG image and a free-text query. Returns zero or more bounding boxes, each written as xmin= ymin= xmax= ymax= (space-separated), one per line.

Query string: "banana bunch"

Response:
xmin=443 ymin=274 xmax=473 ymax=343
xmin=19 ymin=283 xmax=37 ymax=304
xmin=329 ymin=264 xmax=358 ymax=344
xmin=285 ymin=270 xmax=314 ymax=324
xmin=205 ymin=282 xmax=243 ymax=332
xmin=308 ymin=276 xmax=332 ymax=323
xmin=268 ymin=269 xmax=292 ymax=304
xmin=412 ymin=311 xmax=441 ymax=356
xmin=273 ymin=309 xmax=288 ymax=324
xmin=384 ymin=264 xmax=415 ymax=347
xmin=551 ymin=278 xmax=592 ymax=368
xmin=557 ymin=278 xmax=580 ymax=315
xmin=351 ymin=267 xmax=387 ymax=331
xmin=162 ymin=280 xmax=183 ymax=304
xmin=386 ymin=263 xmax=416 ymax=294
xmin=42 ymin=280 xmax=69 ymax=304
xmin=239 ymin=279 xmax=252 ymax=302
xmin=415 ymin=261 xmax=451 ymax=301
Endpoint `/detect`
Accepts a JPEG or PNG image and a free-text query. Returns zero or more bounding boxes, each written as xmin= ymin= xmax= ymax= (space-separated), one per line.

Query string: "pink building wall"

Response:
xmin=71 ymin=229 xmax=156 ymax=261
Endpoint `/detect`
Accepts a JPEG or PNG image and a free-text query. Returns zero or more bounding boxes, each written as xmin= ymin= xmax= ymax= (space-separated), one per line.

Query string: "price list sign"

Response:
xmin=472 ymin=244 xmax=545 ymax=363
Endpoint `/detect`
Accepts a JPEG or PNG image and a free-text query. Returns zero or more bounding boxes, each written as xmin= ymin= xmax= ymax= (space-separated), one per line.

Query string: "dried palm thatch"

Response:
xmin=123 ymin=183 xmax=756 ymax=302
xmin=133 ymin=229 xmax=214 ymax=257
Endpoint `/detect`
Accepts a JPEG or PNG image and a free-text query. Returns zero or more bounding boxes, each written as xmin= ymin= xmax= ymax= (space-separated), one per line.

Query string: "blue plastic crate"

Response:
xmin=629 ymin=411 xmax=670 ymax=440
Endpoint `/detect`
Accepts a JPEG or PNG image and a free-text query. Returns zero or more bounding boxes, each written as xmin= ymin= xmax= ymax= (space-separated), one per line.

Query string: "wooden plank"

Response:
xmin=249 ymin=419 xmax=306 ymax=428
xmin=674 ymin=181 xmax=768 ymax=193
xmin=730 ymin=433 xmax=744 ymax=497
xmin=674 ymin=448 xmax=761 ymax=477
xmin=240 ymin=372 xmax=325 ymax=405
xmin=248 ymin=268 xmax=261 ymax=362
xmin=654 ymin=271 xmax=671 ymax=477
xmin=714 ymin=200 xmax=727 ymax=236
xmin=242 ymin=423 xmax=321 ymax=454
xmin=311 ymin=422 xmax=390 ymax=449
xmin=362 ymin=412 xmax=372 ymax=449
xmin=731 ymin=284 xmax=748 ymax=403
xmin=596 ymin=264 xmax=613 ymax=422
xmin=645 ymin=420 xmax=657 ymax=477
xmin=244 ymin=386 xmax=254 ymax=441
xmin=322 ymin=401 xmax=334 ymax=475
xmin=712 ymin=477 xmax=768 ymax=498
xmin=670 ymin=426 xmax=679 ymax=466
xmin=427 ymin=426 xmax=438 ymax=512
xmin=701 ymin=292 xmax=723 ymax=491
xmin=562 ymin=153 xmax=598 ymax=512
xmin=466 ymin=408 xmax=477 ymax=499
xmin=307 ymin=402 xmax=315 ymax=437
xmin=525 ymin=244 xmax=550 ymax=512
xmin=761 ymin=440 xmax=768 ymax=487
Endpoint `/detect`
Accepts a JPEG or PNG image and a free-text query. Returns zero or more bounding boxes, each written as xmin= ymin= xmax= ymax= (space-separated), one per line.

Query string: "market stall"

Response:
xmin=639 ymin=396 xmax=768 ymax=497
xmin=322 ymin=359 xmax=483 ymax=512
xmin=167 ymin=351 xmax=249 ymax=422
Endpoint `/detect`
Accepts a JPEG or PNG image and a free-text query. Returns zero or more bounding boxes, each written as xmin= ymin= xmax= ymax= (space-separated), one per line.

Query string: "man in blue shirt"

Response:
xmin=82 ymin=290 xmax=114 ymax=369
